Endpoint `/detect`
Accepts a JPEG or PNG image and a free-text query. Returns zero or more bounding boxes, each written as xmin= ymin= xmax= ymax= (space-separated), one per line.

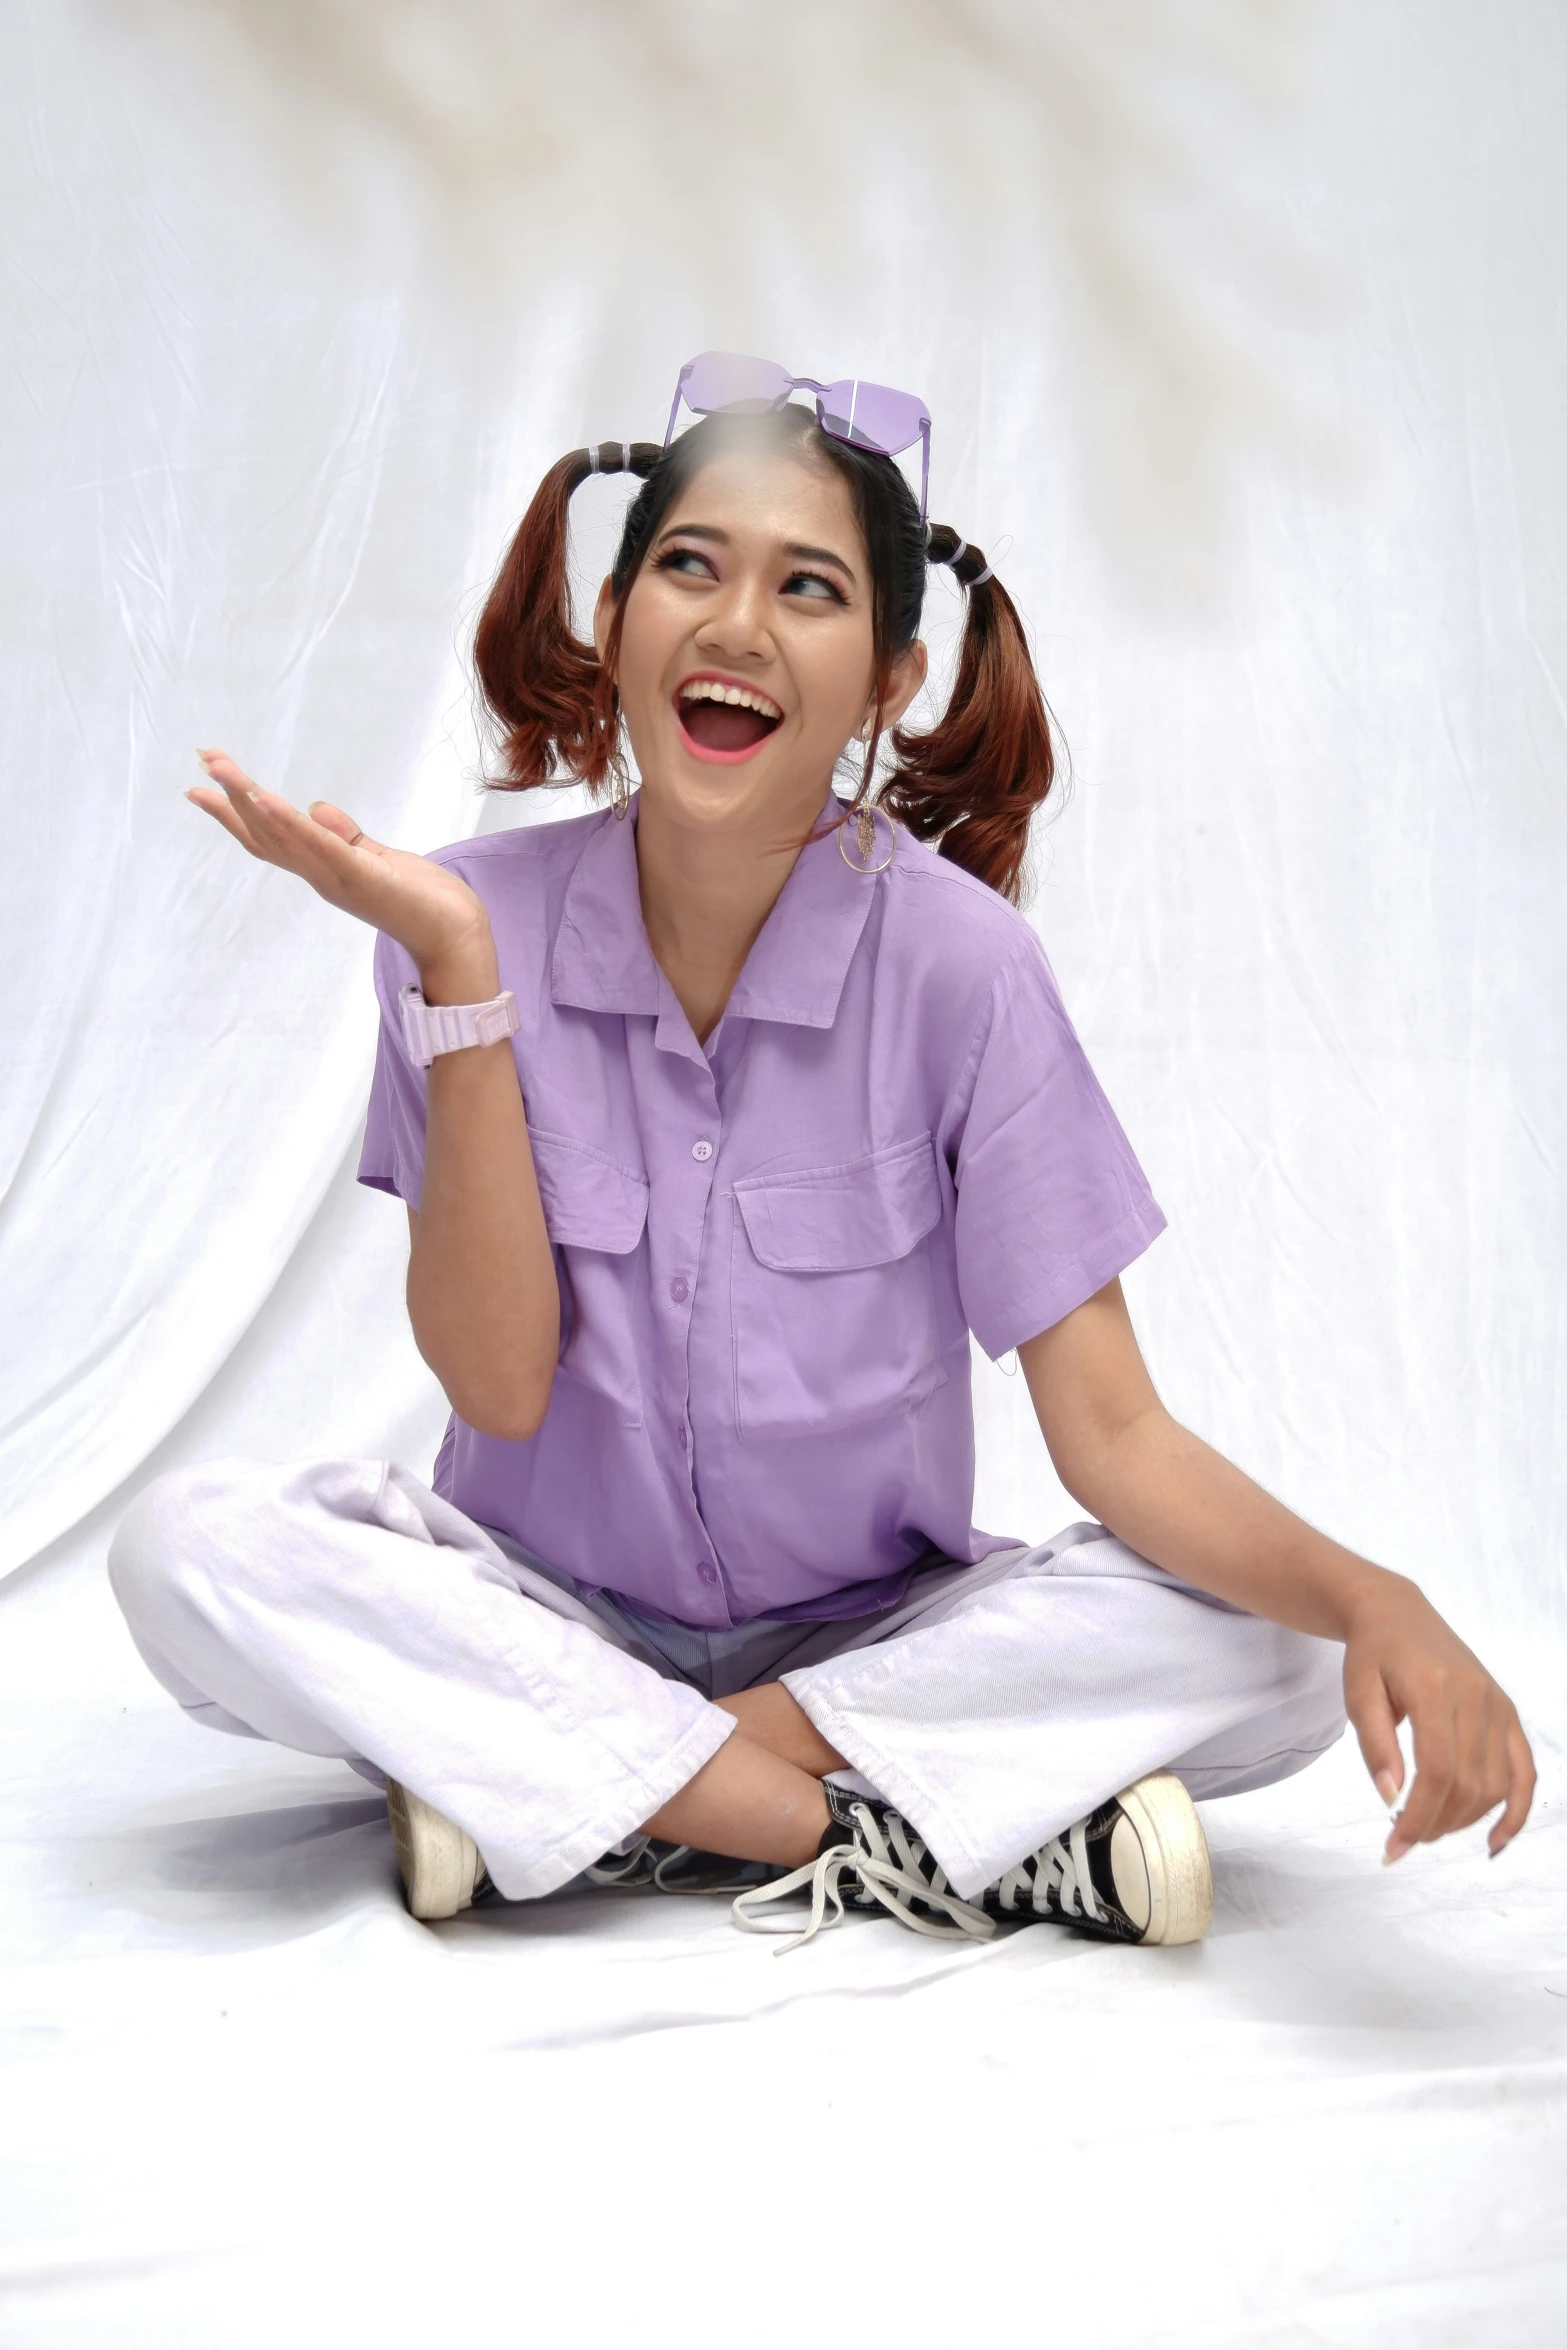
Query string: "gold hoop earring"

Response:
xmin=858 ymin=715 xmax=874 ymax=742
xmin=839 ymin=803 xmax=894 ymax=875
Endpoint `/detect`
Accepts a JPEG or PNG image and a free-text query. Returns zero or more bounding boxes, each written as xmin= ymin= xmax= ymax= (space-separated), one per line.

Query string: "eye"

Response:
xmin=782 ymin=570 xmax=847 ymax=605
xmin=654 ymin=546 xmax=716 ymax=580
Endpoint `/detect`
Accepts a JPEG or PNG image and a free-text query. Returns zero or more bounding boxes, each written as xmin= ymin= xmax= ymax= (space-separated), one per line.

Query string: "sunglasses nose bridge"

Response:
xmin=664 ymin=356 xmax=933 ymax=511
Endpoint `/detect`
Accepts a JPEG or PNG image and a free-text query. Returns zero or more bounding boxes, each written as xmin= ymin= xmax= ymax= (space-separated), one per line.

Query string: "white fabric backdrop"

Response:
xmin=3 ymin=0 xmax=1563 ymax=1630
xmin=2 ymin=4 xmax=1564 ymax=2342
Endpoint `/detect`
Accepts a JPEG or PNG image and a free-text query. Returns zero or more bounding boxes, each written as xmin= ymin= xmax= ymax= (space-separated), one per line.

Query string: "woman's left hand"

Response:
xmin=1342 ymin=1576 xmax=1536 ymax=1861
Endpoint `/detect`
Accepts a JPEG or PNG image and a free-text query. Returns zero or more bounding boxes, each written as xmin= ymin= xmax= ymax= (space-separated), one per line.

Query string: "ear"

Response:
xmin=592 ymin=576 xmax=616 ymax=661
xmin=871 ymin=639 xmax=929 ymax=733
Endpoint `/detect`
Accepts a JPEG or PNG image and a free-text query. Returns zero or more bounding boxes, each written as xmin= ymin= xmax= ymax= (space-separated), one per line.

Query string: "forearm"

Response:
xmin=1066 ymin=1403 xmax=1408 ymax=1643
xmin=1019 ymin=1282 xmax=1534 ymax=1851
xmin=405 ymin=937 xmax=560 ymax=1439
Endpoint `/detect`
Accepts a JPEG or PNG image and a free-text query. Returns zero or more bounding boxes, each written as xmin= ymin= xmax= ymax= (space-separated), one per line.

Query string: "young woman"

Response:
xmin=109 ymin=355 xmax=1535 ymax=1952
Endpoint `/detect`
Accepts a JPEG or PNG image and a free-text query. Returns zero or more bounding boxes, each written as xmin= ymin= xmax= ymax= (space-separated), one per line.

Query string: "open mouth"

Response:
xmin=675 ymin=677 xmax=784 ymax=761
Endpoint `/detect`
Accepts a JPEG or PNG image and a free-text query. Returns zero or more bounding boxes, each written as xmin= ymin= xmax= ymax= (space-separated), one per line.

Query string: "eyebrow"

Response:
xmin=655 ymin=522 xmax=859 ymax=584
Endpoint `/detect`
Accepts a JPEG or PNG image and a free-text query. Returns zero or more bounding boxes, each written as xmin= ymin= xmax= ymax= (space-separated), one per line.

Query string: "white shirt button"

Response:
xmin=691 ymin=1139 xmax=714 ymax=1161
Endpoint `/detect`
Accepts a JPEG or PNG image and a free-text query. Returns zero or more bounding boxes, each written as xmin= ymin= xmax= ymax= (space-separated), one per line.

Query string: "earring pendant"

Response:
xmin=839 ymin=802 xmax=894 ymax=875
xmin=609 ymin=751 xmax=631 ymax=819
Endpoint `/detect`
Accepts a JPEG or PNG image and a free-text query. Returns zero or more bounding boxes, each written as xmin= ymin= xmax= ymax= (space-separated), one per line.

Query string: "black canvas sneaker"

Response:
xmin=584 ymin=1838 xmax=779 ymax=1894
xmin=389 ymin=1797 xmax=772 ymax=1920
xmin=731 ymin=1771 xmax=1214 ymax=1952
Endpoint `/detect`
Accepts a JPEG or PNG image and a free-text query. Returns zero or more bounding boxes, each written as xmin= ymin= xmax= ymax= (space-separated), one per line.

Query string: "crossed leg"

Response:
xmin=640 ymin=1686 xmax=844 ymax=1866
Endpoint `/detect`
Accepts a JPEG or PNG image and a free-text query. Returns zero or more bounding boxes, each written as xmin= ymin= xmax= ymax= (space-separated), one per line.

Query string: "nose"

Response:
xmin=693 ymin=571 xmax=774 ymax=666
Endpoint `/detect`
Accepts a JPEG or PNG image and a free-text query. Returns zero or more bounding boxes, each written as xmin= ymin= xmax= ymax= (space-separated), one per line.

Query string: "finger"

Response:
xmin=306 ymin=800 xmax=376 ymax=851
xmin=208 ymin=764 xmax=280 ymax=837
xmin=1384 ymin=1702 xmax=1457 ymax=1862
xmin=187 ymin=773 xmax=281 ymax=857
xmin=198 ymin=747 xmax=263 ymax=797
xmin=1464 ymin=1703 xmax=1514 ymax=1836
xmin=1345 ymin=1657 xmax=1405 ymax=1811
xmin=207 ymin=774 xmax=355 ymax=890
xmin=185 ymin=785 xmax=263 ymax=850
xmin=1420 ymin=1691 xmax=1496 ymax=1841
xmin=199 ymin=752 xmax=312 ymax=856
xmin=1445 ymin=1705 xmax=1512 ymax=1838
xmin=1488 ymin=1720 xmax=1538 ymax=1856
xmin=193 ymin=754 xmax=382 ymax=914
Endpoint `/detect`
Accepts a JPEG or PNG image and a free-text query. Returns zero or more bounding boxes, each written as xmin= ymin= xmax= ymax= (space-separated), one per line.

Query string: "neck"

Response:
xmin=634 ymin=781 xmax=827 ymax=1044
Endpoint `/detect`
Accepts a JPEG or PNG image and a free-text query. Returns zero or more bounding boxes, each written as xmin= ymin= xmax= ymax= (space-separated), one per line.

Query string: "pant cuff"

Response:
xmin=781 ymin=1681 xmax=997 ymax=1900
xmin=478 ymin=1705 xmax=738 ymax=1902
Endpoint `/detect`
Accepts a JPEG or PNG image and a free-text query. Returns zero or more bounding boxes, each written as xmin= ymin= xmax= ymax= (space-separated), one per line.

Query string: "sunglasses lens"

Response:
xmin=682 ymin=351 xmax=794 ymax=415
xmin=819 ymin=380 xmax=929 ymax=455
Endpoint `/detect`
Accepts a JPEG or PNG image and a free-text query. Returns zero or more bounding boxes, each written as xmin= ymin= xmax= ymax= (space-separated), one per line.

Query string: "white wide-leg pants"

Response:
xmin=107 ymin=1457 xmax=1347 ymax=1903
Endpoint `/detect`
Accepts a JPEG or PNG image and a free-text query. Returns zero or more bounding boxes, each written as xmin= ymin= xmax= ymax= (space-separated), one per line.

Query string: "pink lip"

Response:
xmin=672 ymin=673 xmax=784 ymax=767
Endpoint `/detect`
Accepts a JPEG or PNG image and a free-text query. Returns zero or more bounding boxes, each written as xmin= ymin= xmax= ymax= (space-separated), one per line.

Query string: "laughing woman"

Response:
xmin=109 ymin=357 xmax=1535 ymax=1949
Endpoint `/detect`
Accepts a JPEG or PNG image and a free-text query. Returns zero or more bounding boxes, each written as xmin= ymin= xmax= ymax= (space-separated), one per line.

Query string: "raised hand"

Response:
xmin=1343 ymin=1578 xmax=1536 ymax=1863
xmin=187 ymin=749 xmax=495 ymax=994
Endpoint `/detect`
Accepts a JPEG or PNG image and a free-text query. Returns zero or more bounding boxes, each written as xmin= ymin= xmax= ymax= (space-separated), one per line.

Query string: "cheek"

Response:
xmin=613 ymin=591 xmax=675 ymax=709
xmin=796 ymin=629 xmax=875 ymax=732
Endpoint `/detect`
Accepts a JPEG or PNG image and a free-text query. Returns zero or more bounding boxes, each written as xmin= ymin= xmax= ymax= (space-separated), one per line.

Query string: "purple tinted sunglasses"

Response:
xmin=665 ymin=351 xmax=932 ymax=524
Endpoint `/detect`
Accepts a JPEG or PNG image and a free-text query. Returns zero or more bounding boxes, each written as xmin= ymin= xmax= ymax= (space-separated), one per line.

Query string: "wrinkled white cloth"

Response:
xmin=107 ymin=1456 xmax=1346 ymax=1900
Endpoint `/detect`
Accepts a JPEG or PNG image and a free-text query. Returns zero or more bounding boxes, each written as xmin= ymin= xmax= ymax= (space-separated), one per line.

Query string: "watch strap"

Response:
xmin=399 ymin=983 xmax=520 ymax=1069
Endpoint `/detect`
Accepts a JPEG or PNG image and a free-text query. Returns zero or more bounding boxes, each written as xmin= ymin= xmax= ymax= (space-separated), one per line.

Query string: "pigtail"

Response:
xmin=880 ymin=523 xmax=1056 ymax=907
xmin=473 ymin=441 xmax=662 ymax=793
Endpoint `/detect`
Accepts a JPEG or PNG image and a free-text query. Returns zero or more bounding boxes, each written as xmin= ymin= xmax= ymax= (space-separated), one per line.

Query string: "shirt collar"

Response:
xmin=551 ymin=793 xmax=881 ymax=1032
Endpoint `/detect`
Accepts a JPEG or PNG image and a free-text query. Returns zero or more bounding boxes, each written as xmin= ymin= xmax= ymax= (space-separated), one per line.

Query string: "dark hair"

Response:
xmin=472 ymin=405 xmax=1058 ymax=903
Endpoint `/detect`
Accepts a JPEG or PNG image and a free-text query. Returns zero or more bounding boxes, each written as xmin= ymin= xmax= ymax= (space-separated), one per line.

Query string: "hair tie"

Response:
xmin=967 ymin=561 xmax=992 ymax=588
xmin=587 ymin=446 xmax=600 ymax=474
xmin=621 ymin=443 xmax=632 ymax=473
xmin=946 ymin=537 xmax=968 ymax=572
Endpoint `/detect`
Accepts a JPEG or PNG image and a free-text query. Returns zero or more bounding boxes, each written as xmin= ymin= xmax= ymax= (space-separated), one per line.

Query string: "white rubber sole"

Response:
xmin=386 ymin=1781 xmax=485 ymax=1921
xmin=1109 ymin=1770 xmax=1214 ymax=1946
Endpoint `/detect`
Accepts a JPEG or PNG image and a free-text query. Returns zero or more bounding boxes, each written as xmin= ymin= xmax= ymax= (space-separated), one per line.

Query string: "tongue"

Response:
xmin=682 ymin=700 xmax=776 ymax=753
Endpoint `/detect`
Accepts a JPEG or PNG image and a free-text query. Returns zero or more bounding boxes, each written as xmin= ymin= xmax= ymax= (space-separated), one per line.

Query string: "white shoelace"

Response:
xmin=583 ymin=1839 xmax=658 ymax=1887
xmin=731 ymin=1800 xmax=996 ymax=1954
xmin=595 ymin=1812 xmax=1111 ymax=1946
xmin=989 ymin=1819 xmax=1107 ymax=1927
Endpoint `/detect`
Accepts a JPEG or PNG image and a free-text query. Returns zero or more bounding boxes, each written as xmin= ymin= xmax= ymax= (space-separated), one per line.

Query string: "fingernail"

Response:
xmin=1374 ymin=1771 xmax=1400 ymax=1809
xmin=1383 ymin=1839 xmax=1408 ymax=1866
xmin=196 ymin=748 xmax=213 ymax=766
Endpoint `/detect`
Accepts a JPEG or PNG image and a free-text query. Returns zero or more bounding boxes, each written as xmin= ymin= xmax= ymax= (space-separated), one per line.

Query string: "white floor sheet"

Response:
xmin=4 ymin=3 xmax=1566 ymax=2341
xmin=5 ymin=1511 xmax=1564 ymax=2349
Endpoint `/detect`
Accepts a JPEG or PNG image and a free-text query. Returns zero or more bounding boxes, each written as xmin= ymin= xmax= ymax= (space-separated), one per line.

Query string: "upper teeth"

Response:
xmin=679 ymin=680 xmax=782 ymax=718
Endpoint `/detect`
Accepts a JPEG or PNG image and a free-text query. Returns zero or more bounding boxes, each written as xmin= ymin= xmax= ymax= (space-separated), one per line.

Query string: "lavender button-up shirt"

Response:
xmin=358 ymin=798 xmax=1165 ymax=1629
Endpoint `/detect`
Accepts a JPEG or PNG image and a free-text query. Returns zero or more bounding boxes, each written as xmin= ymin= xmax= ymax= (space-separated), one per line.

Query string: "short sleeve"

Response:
xmin=356 ymin=930 xmax=428 ymax=1209
xmin=953 ymin=935 xmax=1166 ymax=1358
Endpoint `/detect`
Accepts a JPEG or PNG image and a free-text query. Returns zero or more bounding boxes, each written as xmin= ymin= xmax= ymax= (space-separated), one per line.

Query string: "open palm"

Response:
xmin=188 ymin=749 xmax=488 ymax=976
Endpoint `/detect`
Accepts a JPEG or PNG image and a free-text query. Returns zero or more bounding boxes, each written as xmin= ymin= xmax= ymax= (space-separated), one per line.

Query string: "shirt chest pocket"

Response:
xmin=729 ymin=1134 xmax=949 ymax=1438
xmin=529 ymin=1129 xmax=649 ymax=1429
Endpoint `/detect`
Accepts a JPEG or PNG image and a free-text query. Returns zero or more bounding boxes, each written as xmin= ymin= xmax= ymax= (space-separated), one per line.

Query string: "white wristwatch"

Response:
xmin=399 ymin=982 xmax=520 ymax=1069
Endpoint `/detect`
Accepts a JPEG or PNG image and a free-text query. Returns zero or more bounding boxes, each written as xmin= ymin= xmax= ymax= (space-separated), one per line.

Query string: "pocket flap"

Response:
xmin=733 ymin=1135 xmax=942 ymax=1273
xmin=528 ymin=1129 xmax=649 ymax=1255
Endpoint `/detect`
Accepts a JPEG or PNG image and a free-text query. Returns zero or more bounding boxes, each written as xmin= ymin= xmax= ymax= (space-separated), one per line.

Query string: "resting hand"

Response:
xmin=188 ymin=748 xmax=492 ymax=989
xmin=1343 ymin=1577 xmax=1535 ymax=1861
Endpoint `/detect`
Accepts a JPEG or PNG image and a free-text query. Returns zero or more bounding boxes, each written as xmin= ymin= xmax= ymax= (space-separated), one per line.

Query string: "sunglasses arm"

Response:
xmin=663 ymin=375 xmax=689 ymax=450
xmin=918 ymin=422 xmax=930 ymax=527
